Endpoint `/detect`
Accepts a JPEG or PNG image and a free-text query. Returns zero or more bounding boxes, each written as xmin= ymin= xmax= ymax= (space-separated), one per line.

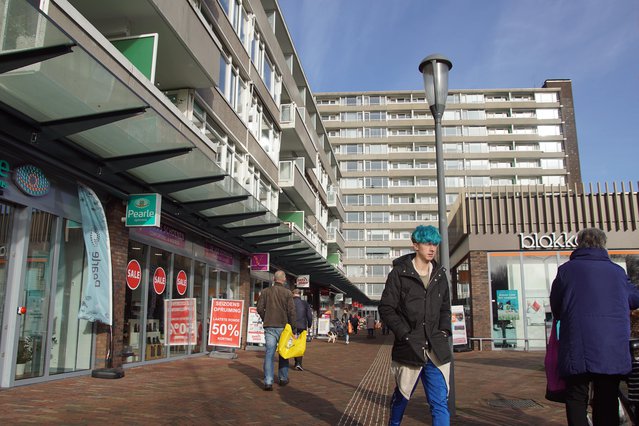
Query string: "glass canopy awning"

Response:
xmin=0 ymin=0 xmax=369 ymax=302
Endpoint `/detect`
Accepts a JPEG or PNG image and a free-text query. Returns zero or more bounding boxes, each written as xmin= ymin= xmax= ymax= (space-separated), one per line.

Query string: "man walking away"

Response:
xmin=292 ymin=288 xmax=312 ymax=371
xmin=550 ymin=228 xmax=639 ymax=425
xmin=257 ymin=270 xmax=296 ymax=391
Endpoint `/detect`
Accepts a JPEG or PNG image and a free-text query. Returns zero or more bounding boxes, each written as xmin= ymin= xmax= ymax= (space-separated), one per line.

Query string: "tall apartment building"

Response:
xmin=0 ymin=0 xmax=359 ymax=387
xmin=316 ymin=81 xmax=581 ymax=300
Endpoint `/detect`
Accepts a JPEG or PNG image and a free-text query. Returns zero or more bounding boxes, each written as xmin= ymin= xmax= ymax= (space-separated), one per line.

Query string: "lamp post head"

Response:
xmin=419 ymin=54 xmax=452 ymax=117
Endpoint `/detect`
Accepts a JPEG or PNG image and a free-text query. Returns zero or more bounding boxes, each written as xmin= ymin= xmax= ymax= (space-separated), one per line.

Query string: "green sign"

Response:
xmin=278 ymin=211 xmax=304 ymax=230
xmin=126 ymin=194 xmax=162 ymax=227
xmin=0 ymin=159 xmax=9 ymax=189
xmin=111 ymin=33 xmax=158 ymax=83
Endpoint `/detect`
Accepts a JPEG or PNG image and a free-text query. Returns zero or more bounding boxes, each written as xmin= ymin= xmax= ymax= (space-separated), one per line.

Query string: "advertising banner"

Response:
xmin=250 ymin=253 xmax=269 ymax=271
xmin=496 ymin=289 xmax=520 ymax=321
xmin=208 ymin=299 xmax=244 ymax=348
xmin=246 ymin=307 xmax=265 ymax=344
xmin=317 ymin=317 xmax=331 ymax=336
xmin=451 ymin=305 xmax=468 ymax=346
xmin=125 ymin=193 xmax=162 ymax=227
xmin=296 ymin=275 xmax=310 ymax=288
xmin=165 ymin=298 xmax=197 ymax=346
xmin=77 ymin=184 xmax=112 ymax=325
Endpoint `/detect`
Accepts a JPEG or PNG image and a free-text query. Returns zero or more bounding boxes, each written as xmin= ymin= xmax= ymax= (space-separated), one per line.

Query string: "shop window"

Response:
xmin=146 ymin=247 xmax=171 ymax=361
xmin=123 ymin=242 xmax=147 ymax=364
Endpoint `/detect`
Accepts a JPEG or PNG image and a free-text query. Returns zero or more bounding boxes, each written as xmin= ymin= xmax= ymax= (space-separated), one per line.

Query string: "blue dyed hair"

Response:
xmin=411 ymin=225 xmax=442 ymax=245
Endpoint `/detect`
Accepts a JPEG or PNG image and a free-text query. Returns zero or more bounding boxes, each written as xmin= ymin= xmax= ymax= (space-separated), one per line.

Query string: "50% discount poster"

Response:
xmin=208 ymin=299 xmax=244 ymax=348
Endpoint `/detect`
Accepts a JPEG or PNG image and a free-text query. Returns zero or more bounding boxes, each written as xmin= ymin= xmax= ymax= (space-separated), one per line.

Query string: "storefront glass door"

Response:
xmin=49 ymin=219 xmax=92 ymax=374
xmin=17 ymin=209 xmax=55 ymax=379
xmin=0 ymin=202 xmax=13 ymax=359
xmin=146 ymin=247 xmax=170 ymax=361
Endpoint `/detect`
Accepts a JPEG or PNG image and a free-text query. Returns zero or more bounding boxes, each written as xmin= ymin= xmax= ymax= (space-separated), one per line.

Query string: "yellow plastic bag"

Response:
xmin=277 ymin=324 xmax=307 ymax=359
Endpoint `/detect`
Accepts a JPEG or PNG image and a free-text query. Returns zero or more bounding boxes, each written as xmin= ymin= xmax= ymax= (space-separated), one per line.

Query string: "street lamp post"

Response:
xmin=419 ymin=54 xmax=455 ymax=415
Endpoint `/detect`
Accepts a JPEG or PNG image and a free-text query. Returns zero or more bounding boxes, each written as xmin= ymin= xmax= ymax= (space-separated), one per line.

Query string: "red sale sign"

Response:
xmin=126 ymin=259 xmax=141 ymax=290
xmin=153 ymin=267 xmax=166 ymax=295
xmin=176 ymin=270 xmax=188 ymax=295
xmin=208 ymin=298 xmax=244 ymax=348
xmin=164 ymin=298 xmax=197 ymax=346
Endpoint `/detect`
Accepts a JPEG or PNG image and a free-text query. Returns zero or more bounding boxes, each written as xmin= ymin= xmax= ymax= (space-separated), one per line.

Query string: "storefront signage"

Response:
xmin=126 ymin=193 xmax=162 ymax=227
xmin=451 ymin=305 xmax=468 ymax=346
xmin=250 ymin=253 xmax=269 ymax=271
xmin=175 ymin=270 xmax=188 ymax=295
xmin=134 ymin=224 xmax=185 ymax=248
xmin=153 ymin=267 xmax=166 ymax=294
xmin=0 ymin=159 xmax=10 ymax=189
xmin=246 ymin=307 xmax=265 ymax=344
xmin=345 ymin=297 xmax=352 ymax=305
xmin=165 ymin=298 xmax=197 ymax=346
xmin=334 ymin=293 xmax=344 ymax=302
xmin=518 ymin=232 xmax=577 ymax=250
xmin=13 ymin=164 xmax=50 ymax=196
xmin=208 ymin=299 xmax=244 ymax=348
xmin=296 ymin=275 xmax=310 ymax=288
xmin=126 ymin=259 xmax=142 ymax=290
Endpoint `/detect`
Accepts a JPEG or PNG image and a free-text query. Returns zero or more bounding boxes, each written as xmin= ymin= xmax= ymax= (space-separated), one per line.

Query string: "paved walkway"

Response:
xmin=0 ymin=333 xmax=566 ymax=425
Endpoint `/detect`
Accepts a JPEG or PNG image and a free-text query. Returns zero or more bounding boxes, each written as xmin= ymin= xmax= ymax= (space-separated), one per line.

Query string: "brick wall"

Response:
xmin=469 ymin=251 xmax=492 ymax=350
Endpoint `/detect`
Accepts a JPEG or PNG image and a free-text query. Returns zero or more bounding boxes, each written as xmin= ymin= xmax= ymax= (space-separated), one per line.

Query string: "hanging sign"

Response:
xmin=208 ymin=299 xmax=244 ymax=348
xmin=126 ymin=193 xmax=162 ymax=227
xmin=175 ymin=270 xmax=188 ymax=295
xmin=296 ymin=275 xmax=310 ymax=288
xmin=126 ymin=259 xmax=142 ymax=290
xmin=153 ymin=267 xmax=166 ymax=295
xmin=250 ymin=253 xmax=269 ymax=271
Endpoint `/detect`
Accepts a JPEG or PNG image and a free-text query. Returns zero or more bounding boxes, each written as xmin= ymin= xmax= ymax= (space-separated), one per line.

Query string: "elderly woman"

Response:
xmin=550 ymin=228 xmax=639 ymax=426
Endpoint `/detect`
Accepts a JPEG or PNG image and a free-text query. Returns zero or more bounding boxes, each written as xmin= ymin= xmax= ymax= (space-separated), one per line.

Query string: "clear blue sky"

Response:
xmin=279 ymin=0 xmax=639 ymax=186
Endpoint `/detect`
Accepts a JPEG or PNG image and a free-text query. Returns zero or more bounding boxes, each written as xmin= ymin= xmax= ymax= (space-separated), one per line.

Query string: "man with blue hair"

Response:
xmin=379 ymin=225 xmax=452 ymax=425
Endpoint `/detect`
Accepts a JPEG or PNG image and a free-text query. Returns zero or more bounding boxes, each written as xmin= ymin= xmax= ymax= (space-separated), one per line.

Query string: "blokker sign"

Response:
xmin=518 ymin=232 xmax=578 ymax=250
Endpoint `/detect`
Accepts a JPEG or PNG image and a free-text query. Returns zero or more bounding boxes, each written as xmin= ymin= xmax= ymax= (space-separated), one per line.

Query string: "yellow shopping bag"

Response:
xmin=277 ymin=324 xmax=307 ymax=359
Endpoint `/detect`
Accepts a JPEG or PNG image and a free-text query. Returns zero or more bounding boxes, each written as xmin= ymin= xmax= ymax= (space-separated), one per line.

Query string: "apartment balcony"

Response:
xmin=327 ymin=227 xmax=346 ymax=253
xmin=327 ymin=188 xmax=346 ymax=221
xmin=279 ymin=159 xmax=316 ymax=213
xmin=280 ymin=104 xmax=318 ymax=169
xmin=68 ymin=0 xmax=219 ymax=90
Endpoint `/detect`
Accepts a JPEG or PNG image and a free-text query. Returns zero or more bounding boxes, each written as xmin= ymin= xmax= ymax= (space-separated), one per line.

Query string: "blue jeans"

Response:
xmin=263 ymin=327 xmax=289 ymax=385
xmin=389 ymin=359 xmax=449 ymax=426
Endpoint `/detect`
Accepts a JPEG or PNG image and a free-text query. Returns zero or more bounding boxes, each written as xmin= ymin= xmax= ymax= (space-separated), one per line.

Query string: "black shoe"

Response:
xmin=279 ymin=379 xmax=289 ymax=386
xmin=295 ymin=364 xmax=304 ymax=371
xmin=264 ymin=384 xmax=273 ymax=391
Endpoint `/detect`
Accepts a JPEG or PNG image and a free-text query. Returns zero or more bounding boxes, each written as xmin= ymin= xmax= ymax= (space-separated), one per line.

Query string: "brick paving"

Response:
xmin=0 ymin=333 xmax=566 ymax=425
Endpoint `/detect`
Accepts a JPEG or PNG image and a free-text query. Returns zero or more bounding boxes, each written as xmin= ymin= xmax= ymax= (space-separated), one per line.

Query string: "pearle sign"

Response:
xmin=518 ymin=232 xmax=577 ymax=250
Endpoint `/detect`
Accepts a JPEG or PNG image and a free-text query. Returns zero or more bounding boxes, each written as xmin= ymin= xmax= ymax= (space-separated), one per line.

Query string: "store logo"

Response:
xmin=13 ymin=164 xmax=50 ymax=196
xmin=519 ymin=232 xmax=577 ymax=250
xmin=0 ymin=159 xmax=9 ymax=189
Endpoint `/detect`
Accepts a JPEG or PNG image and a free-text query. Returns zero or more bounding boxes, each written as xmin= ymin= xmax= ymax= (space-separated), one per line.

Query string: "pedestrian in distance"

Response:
xmin=350 ymin=314 xmax=359 ymax=335
xmin=366 ymin=313 xmax=376 ymax=338
xmin=256 ymin=270 xmax=296 ymax=391
xmin=292 ymin=288 xmax=312 ymax=371
xmin=550 ymin=228 xmax=639 ymax=426
xmin=379 ymin=225 xmax=452 ymax=426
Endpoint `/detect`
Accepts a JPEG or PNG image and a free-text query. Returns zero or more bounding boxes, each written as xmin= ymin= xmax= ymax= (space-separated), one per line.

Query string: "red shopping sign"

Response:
xmin=176 ymin=270 xmax=188 ymax=295
xmin=208 ymin=299 xmax=244 ymax=348
xmin=153 ymin=267 xmax=166 ymax=294
xmin=165 ymin=298 xmax=197 ymax=346
xmin=126 ymin=260 xmax=141 ymax=290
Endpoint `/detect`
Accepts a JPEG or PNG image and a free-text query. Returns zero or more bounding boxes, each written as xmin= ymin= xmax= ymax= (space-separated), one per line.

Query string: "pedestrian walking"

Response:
xmin=292 ymin=288 xmax=312 ymax=371
xmin=350 ymin=314 xmax=359 ymax=335
xmin=366 ymin=313 xmax=376 ymax=338
xmin=550 ymin=228 xmax=639 ymax=426
xmin=379 ymin=225 xmax=452 ymax=426
xmin=256 ymin=270 xmax=296 ymax=391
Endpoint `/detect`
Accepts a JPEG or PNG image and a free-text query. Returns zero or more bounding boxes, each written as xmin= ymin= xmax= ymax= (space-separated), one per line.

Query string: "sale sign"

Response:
xmin=208 ymin=298 xmax=244 ymax=348
xmin=164 ymin=298 xmax=197 ymax=346
xmin=246 ymin=307 xmax=265 ymax=344
xmin=126 ymin=259 xmax=142 ymax=290
xmin=153 ymin=267 xmax=166 ymax=294
xmin=176 ymin=270 xmax=188 ymax=295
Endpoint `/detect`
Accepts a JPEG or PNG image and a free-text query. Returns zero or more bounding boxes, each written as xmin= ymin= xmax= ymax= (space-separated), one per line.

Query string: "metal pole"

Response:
xmin=433 ymin=110 xmax=455 ymax=416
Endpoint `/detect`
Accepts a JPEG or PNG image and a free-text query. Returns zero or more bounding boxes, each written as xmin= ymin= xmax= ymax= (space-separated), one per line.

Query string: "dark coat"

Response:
xmin=550 ymin=247 xmax=639 ymax=377
xmin=256 ymin=283 xmax=296 ymax=328
xmin=378 ymin=253 xmax=452 ymax=366
xmin=293 ymin=297 xmax=312 ymax=331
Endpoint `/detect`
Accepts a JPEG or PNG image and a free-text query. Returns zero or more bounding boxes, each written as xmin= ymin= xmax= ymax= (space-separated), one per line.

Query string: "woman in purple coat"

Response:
xmin=550 ymin=228 xmax=639 ymax=426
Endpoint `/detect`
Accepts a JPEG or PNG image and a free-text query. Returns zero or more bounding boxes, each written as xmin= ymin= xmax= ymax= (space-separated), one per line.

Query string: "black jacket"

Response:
xmin=378 ymin=253 xmax=452 ymax=366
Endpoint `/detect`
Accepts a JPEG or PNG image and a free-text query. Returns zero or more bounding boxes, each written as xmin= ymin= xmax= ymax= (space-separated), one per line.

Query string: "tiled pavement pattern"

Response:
xmin=0 ymin=333 xmax=567 ymax=425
